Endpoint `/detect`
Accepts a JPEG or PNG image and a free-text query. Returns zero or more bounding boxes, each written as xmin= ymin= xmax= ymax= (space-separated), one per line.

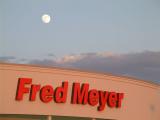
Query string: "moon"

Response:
xmin=42 ymin=14 xmax=51 ymax=24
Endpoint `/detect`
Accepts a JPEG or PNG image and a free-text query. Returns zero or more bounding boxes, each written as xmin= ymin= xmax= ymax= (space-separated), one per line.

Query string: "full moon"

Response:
xmin=41 ymin=14 xmax=51 ymax=23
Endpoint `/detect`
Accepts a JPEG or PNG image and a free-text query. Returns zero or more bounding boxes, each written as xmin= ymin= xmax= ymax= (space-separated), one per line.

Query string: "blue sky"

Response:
xmin=0 ymin=0 xmax=160 ymax=84
xmin=1 ymin=0 xmax=160 ymax=59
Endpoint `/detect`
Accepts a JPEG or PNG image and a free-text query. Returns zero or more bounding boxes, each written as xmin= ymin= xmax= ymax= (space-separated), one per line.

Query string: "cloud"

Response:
xmin=29 ymin=59 xmax=58 ymax=67
xmin=1 ymin=51 xmax=159 ymax=84
xmin=0 ymin=56 xmax=16 ymax=62
xmin=28 ymin=51 xmax=160 ymax=84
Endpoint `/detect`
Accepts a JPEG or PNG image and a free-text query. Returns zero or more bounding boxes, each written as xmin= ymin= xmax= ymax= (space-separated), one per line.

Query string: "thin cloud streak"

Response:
xmin=0 ymin=56 xmax=16 ymax=62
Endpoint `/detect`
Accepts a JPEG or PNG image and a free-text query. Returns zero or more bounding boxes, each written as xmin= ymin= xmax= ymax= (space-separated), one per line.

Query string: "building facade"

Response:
xmin=0 ymin=63 xmax=160 ymax=120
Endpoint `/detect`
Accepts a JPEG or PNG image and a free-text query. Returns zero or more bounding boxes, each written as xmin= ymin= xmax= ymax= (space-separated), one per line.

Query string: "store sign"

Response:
xmin=15 ymin=78 xmax=124 ymax=111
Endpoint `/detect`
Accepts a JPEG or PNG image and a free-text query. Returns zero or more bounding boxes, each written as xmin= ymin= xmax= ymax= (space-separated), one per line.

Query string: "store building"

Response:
xmin=0 ymin=63 xmax=159 ymax=120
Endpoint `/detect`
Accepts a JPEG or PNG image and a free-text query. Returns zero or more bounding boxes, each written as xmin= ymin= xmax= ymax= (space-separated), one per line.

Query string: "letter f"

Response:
xmin=16 ymin=78 xmax=32 ymax=100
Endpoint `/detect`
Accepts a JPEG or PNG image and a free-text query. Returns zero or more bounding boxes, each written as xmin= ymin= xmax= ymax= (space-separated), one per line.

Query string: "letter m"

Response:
xmin=71 ymin=83 xmax=89 ymax=104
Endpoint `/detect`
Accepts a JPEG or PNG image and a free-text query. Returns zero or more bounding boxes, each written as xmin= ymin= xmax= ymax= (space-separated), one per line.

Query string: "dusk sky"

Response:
xmin=0 ymin=0 xmax=160 ymax=84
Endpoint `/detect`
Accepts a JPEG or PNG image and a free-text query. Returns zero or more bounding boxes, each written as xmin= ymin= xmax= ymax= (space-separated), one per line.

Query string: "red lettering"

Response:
xmin=117 ymin=93 xmax=124 ymax=108
xmin=108 ymin=92 xmax=117 ymax=107
xmin=55 ymin=82 xmax=68 ymax=103
xmin=88 ymin=89 xmax=99 ymax=106
xmin=16 ymin=78 xmax=32 ymax=100
xmin=98 ymin=91 xmax=109 ymax=111
xmin=40 ymin=85 xmax=54 ymax=103
xmin=15 ymin=78 xmax=124 ymax=111
xmin=71 ymin=83 xmax=89 ymax=104
xmin=29 ymin=84 xmax=41 ymax=101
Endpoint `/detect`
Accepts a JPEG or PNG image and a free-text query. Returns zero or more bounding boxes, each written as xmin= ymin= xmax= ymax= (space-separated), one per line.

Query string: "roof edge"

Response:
xmin=0 ymin=62 xmax=159 ymax=87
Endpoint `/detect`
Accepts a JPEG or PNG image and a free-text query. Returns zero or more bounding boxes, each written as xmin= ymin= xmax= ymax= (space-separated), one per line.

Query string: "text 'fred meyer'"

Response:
xmin=15 ymin=78 xmax=124 ymax=111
